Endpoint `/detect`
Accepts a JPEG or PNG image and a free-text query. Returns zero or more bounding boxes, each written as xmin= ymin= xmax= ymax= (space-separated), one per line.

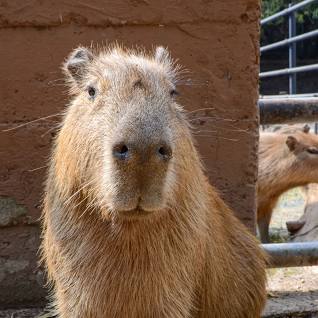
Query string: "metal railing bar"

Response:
xmin=262 ymin=241 xmax=318 ymax=268
xmin=260 ymin=93 xmax=318 ymax=99
xmin=259 ymin=97 xmax=318 ymax=124
xmin=261 ymin=29 xmax=318 ymax=52
xmin=261 ymin=0 xmax=318 ymax=25
xmin=260 ymin=63 xmax=318 ymax=78
xmin=289 ymin=5 xmax=297 ymax=94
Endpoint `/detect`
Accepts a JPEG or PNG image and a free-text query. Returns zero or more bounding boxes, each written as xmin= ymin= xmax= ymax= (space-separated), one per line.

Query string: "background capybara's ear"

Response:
xmin=286 ymin=135 xmax=298 ymax=152
xmin=63 ymin=47 xmax=94 ymax=87
xmin=303 ymin=124 xmax=310 ymax=133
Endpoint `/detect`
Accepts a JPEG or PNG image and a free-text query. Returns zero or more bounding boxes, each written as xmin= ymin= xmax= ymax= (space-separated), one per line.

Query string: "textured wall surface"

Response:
xmin=0 ymin=0 xmax=260 ymax=307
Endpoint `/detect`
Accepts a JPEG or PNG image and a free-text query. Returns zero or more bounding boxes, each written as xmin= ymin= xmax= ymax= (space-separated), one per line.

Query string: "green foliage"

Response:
xmin=262 ymin=0 xmax=318 ymax=23
xmin=262 ymin=0 xmax=286 ymax=19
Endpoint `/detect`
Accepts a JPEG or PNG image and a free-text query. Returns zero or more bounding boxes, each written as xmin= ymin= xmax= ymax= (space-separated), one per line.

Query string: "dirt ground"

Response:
xmin=0 ymin=309 xmax=43 ymax=318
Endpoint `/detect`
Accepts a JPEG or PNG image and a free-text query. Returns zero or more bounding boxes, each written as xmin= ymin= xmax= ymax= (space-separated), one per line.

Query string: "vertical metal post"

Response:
xmin=289 ymin=3 xmax=297 ymax=94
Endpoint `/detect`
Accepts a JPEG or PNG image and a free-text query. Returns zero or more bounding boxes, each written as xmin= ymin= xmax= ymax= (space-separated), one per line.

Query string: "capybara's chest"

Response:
xmin=51 ymin=223 xmax=203 ymax=318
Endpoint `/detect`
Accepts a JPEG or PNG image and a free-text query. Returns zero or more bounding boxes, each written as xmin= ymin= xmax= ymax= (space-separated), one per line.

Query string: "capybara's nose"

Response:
xmin=112 ymin=142 xmax=172 ymax=162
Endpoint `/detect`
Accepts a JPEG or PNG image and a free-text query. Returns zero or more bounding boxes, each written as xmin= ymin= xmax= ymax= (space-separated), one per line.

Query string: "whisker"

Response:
xmin=192 ymin=130 xmax=217 ymax=134
xmin=27 ymin=165 xmax=48 ymax=172
xmin=194 ymin=135 xmax=239 ymax=141
xmin=41 ymin=126 xmax=59 ymax=138
xmin=79 ymin=197 xmax=99 ymax=219
xmin=188 ymin=116 xmax=237 ymax=123
xmin=2 ymin=114 xmax=62 ymax=132
xmin=47 ymin=78 xmax=66 ymax=87
xmin=187 ymin=107 xmax=216 ymax=114
xmin=63 ymin=178 xmax=97 ymax=207
xmin=192 ymin=127 xmax=251 ymax=135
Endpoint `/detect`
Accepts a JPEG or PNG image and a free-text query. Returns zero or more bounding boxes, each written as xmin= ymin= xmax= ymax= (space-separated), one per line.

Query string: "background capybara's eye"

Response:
xmin=88 ymin=86 xmax=96 ymax=98
xmin=307 ymin=147 xmax=318 ymax=155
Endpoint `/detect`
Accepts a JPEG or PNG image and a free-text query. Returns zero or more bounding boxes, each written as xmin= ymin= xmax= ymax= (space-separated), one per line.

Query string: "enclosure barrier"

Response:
xmin=263 ymin=242 xmax=318 ymax=268
xmin=260 ymin=63 xmax=318 ymax=79
xmin=260 ymin=0 xmax=318 ymax=94
xmin=260 ymin=29 xmax=318 ymax=53
xmin=259 ymin=97 xmax=318 ymax=124
xmin=260 ymin=0 xmax=317 ymax=25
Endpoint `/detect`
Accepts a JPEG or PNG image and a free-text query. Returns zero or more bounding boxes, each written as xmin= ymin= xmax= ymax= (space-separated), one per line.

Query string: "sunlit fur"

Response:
xmin=41 ymin=45 xmax=266 ymax=318
xmin=258 ymin=129 xmax=318 ymax=243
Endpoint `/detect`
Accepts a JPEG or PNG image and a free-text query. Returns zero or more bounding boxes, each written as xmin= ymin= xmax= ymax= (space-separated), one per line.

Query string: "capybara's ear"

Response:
xmin=154 ymin=46 xmax=179 ymax=84
xmin=286 ymin=135 xmax=298 ymax=151
xmin=63 ymin=47 xmax=94 ymax=86
xmin=303 ymin=124 xmax=310 ymax=133
xmin=155 ymin=46 xmax=171 ymax=64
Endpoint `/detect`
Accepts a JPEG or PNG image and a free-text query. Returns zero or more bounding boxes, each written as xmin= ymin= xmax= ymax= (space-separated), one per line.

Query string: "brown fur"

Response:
xmin=258 ymin=127 xmax=318 ymax=243
xmin=41 ymin=45 xmax=266 ymax=317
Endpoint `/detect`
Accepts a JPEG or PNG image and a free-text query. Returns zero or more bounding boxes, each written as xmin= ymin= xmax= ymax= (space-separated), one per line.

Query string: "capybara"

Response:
xmin=41 ymin=45 xmax=266 ymax=318
xmin=287 ymin=183 xmax=318 ymax=241
xmin=258 ymin=126 xmax=318 ymax=243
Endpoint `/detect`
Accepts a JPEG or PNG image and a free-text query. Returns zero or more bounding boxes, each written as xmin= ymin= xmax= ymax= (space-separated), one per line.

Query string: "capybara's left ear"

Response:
xmin=286 ymin=135 xmax=298 ymax=152
xmin=154 ymin=46 xmax=179 ymax=84
xmin=63 ymin=46 xmax=94 ymax=86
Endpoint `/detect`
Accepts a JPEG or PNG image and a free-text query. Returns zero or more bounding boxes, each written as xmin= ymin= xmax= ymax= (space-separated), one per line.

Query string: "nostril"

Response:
xmin=119 ymin=145 xmax=128 ymax=154
xmin=158 ymin=145 xmax=172 ymax=160
xmin=113 ymin=143 xmax=129 ymax=160
xmin=158 ymin=147 xmax=166 ymax=156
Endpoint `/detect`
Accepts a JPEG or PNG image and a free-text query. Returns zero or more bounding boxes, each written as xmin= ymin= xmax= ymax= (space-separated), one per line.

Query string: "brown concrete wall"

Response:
xmin=0 ymin=0 xmax=260 ymax=307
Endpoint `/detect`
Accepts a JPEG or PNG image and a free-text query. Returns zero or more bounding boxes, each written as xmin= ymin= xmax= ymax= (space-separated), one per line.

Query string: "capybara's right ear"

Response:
xmin=63 ymin=47 xmax=94 ymax=86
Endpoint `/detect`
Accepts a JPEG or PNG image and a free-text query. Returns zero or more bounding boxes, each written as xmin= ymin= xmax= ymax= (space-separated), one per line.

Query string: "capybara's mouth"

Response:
xmin=119 ymin=206 xmax=154 ymax=218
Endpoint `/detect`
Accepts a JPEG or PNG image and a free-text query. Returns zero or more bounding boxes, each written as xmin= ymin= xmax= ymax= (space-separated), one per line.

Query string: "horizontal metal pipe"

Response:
xmin=263 ymin=242 xmax=318 ymax=268
xmin=261 ymin=29 xmax=318 ymax=52
xmin=261 ymin=0 xmax=317 ymax=25
xmin=260 ymin=93 xmax=318 ymax=99
xmin=260 ymin=63 xmax=318 ymax=78
xmin=259 ymin=97 xmax=318 ymax=124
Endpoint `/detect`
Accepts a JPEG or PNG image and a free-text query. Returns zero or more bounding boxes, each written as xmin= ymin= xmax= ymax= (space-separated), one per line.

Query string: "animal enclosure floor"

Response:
xmin=0 ymin=309 xmax=43 ymax=317
xmin=263 ymin=188 xmax=318 ymax=317
xmin=263 ymin=266 xmax=318 ymax=317
xmin=269 ymin=187 xmax=306 ymax=242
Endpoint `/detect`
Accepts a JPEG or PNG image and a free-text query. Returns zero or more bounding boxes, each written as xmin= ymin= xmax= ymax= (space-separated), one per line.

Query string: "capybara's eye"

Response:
xmin=170 ymin=89 xmax=178 ymax=97
xmin=307 ymin=147 xmax=318 ymax=155
xmin=88 ymin=86 xmax=96 ymax=98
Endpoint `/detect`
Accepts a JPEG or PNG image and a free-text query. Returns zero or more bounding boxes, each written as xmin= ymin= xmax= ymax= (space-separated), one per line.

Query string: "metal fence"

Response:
xmin=259 ymin=0 xmax=318 ymax=267
xmin=260 ymin=0 xmax=318 ymax=95
xmin=259 ymin=0 xmax=318 ymax=126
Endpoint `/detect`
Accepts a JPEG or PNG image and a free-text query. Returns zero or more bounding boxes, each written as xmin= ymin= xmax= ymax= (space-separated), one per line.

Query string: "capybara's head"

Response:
xmin=56 ymin=46 xmax=191 ymax=219
xmin=285 ymin=128 xmax=318 ymax=162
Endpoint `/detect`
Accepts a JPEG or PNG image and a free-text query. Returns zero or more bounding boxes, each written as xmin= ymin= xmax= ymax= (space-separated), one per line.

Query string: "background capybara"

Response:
xmin=258 ymin=127 xmax=318 ymax=243
xmin=287 ymin=183 xmax=318 ymax=242
xmin=41 ymin=45 xmax=266 ymax=317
